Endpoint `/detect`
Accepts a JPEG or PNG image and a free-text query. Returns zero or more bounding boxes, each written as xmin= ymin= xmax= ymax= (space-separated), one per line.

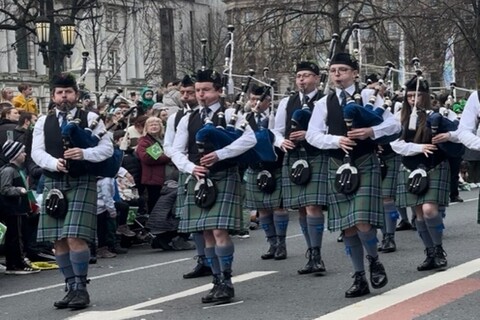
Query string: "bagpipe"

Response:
xmin=61 ymin=88 xmax=139 ymax=178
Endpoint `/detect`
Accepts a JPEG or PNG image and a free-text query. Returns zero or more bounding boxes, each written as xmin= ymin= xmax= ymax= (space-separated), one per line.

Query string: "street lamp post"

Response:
xmin=34 ymin=16 xmax=77 ymax=79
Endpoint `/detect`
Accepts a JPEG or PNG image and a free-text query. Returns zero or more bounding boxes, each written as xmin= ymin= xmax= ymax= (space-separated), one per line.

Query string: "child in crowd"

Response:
xmin=0 ymin=140 xmax=40 ymax=274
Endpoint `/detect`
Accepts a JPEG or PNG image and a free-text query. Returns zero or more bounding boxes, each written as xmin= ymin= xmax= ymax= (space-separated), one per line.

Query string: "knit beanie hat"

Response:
xmin=2 ymin=140 xmax=25 ymax=162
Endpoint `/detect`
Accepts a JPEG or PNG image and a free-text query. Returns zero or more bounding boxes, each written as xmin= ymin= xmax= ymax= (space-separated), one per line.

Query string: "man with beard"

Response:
xmin=32 ymin=73 xmax=113 ymax=309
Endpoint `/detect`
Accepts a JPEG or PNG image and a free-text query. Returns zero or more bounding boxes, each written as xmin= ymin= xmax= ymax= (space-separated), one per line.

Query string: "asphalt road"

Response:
xmin=1 ymin=189 xmax=480 ymax=320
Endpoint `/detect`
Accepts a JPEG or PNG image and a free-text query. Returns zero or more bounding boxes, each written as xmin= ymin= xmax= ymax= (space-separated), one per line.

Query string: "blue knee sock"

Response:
xmin=425 ymin=215 xmax=444 ymax=246
xmin=344 ymin=234 xmax=364 ymax=273
xmin=357 ymin=228 xmax=379 ymax=258
xmin=306 ymin=216 xmax=324 ymax=249
xmin=298 ymin=215 xmax=311 ymax=248
xmin=70 ymin=249 xmax=90 ymax=291
xmin=416 ymin=220 xmax=434 ymax=248
xmin=193 ymin=233 xmax=206 ymax=257
xmin=204 ymin=247 xmax=221 ymax=276
xmin=215 ymin=244 xmax=235 ymax=286
xmin=56 ymin=252 xmax=75 ymax=289
xmin=274 ymin=213 xmax=289 ymax=245
xmin=384 ymin=202 xmax=398 ymax=234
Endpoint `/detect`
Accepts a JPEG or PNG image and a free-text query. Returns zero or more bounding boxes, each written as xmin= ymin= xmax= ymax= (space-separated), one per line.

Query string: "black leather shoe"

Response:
xmin=183 ymin=256 xmax=212 ymax=279
xmin=345 ymin=272 xmax=370 ymax=298
xmin=337 ymin=232 xmax=344 ymax=242
xmin=311 ymin=247 xmax=326 ymax=273
xmin=261 ymin=245 xmax=277 ymax=260
xmin=297 ymin=249 xmax=315 ymax=275
xmin=274 ymin=244 xmax=287 ymax=260
xmin=54 ymin=290 xmax=77 ymax=309
xmin=201 ymin=278 xmax=221 ymax=303
xmin=366 ymin=255 xmax=388 ymax=289
xmin=381 ymin=234 xmax=396 ymax=253
xmin=450 ymin=195 xmax=463 ymax=203
xmin=68 ymin=290 xmax=90 ymax=310
xmin=433 ymin=245 xmax=448 ymax=270
xmin=417 ymin=247 xmax=436 ymax=271
xmin=213 ymin=283 xmax=235 ymax=302
xmin=396 ymin=219 xmax=413 ymax=231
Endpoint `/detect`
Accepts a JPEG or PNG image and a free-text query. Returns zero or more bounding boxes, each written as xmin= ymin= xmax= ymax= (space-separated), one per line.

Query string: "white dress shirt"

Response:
xmin=32 ymin=107 xmax=114 ymax=173
xmin=451 ymin=91 xmax=480 ymax=150
xmin=164 ymin=107 xmax=198 ymax=158
xmin=305 ymin=85 xmax=401 ymax=150
xmin=171 ymin=101 xmax=257 ymax=174
xmin=272 ymin=89 xmax=319 ymax=148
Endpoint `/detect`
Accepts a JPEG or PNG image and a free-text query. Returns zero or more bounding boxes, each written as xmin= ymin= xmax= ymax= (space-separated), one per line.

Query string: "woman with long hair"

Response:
xmin=391 ymin=77 xmax=449 ymax=271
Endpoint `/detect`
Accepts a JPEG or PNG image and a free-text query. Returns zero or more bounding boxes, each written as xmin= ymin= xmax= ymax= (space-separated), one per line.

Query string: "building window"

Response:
xmin=244 ymin=11 xmax=254 ymax=24
xmin=365 ymin=47 xmax=374 ymax=64
xmin=106 ymin=7 xmax=119 ymax=31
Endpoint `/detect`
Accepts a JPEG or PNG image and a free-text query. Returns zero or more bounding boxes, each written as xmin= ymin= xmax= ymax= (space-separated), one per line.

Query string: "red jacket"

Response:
xmin=136 ymin=134 xmax=171 ymax=186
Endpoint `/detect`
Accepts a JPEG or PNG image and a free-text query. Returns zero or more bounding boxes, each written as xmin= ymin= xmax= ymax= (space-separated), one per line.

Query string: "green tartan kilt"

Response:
xmin=37 ymin=175 xmax=97 ymax=243
xmin=396 ymin=160 xmax=450 ymax=208
xmin=327 ymin=153 xmax=384 ymax=232
xmin=244 ymin=167 xmax=282 ymax=210
xmin=179 ymin=167 xmax=242 ymax=233
xmin=380 ymin=153 xmax=402 ymax=199
xmin=175 ymin=171 xmax=188 ymax=218
xmin=281 ymin=149 xmax=328 ymax=209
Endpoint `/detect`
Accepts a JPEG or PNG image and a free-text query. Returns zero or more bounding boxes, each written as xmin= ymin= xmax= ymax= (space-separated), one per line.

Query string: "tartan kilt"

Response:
xmin=174 ymin=171 xmax=188 ymax=218
xmin=380 ymin=153 xmax=402 ymax=199
xmin=179 ymin=167 xmax=242 ymax=233
xmin=282 ymin=149 xmax=328 ymax=209
xmin=37 ymin=175 xmax=97 ymax=243
xmin=327 ymin=153 xmax=384 ymax=232
xmin=396 ymin=160 xmax=450 ymax=208
xmin=244 ymin=167 xmax=282 ymax=210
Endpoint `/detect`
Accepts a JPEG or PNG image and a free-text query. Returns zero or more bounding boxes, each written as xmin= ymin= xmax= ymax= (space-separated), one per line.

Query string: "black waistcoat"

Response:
xmin=326 ymin=92 xmax=376 ymax=161
xmin=285 ymin=91 xmax=323 ymax=156
xmin=43 ymin=108 xmax=89 ymax=179
xmin=187 ymin=107 xmax=235 ymax=172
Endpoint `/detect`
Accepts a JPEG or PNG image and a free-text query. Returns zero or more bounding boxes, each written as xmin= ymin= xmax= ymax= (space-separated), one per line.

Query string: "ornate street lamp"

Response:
xmin=34 ymin=16 xmax=77 ymax=78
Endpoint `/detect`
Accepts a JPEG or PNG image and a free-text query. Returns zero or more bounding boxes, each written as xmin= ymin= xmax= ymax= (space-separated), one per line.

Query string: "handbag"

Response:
xmin=256 ymin=170 xmax=276 ymax=193
xmin=194 ymin=178 xmax=217 ymax=209
xmin=290 ymin=159 xmax=311 ymax=185
xmin=334 ymin=155 xmax=360 ymax=195
xmin=407 ymin=167 xmax=429 ymax=195
xmin=45 ymin=189 xmax=68 ymax=219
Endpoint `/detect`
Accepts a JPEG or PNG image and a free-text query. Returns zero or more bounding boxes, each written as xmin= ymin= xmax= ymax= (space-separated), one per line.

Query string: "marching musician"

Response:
xmin=32 ymin=73 xmax=114 ymax=309
xmin=171 ymin=69 xmax=256 ymax=303
xmin=366 ymin=74 xmax=401 ymax=253
xmin=164 ymin=75 xmax=212 ymax=279
xmin=306 ymin=52 xmax=400 ymax=298
xmin=391 ymin=76 xmax=449 ymax=272
xmin=272 ymin=61 xmax=327 ymax=274
xmin=243 ymin=85 xmax=288 ymax=260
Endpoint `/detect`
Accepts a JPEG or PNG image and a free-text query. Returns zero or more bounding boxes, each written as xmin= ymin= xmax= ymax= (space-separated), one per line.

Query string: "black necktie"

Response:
xmin=340 ymin=91 xmax=347 ymax=107
xmin=59 ymin=112 xmax=68 ymax=130
xmin=200 ymin=107 xmax=210 ymax=122
xmin=256 ymin=113 xmax=262 ymax=127
xmin=304 ymin=95 xmax=310 ymax=105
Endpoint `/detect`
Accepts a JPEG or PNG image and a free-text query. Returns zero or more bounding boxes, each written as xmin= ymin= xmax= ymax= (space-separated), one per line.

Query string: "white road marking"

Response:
xmin=202 ymin=300 xmax=245 ymax=309
xmin=315 ymin=258 xmax=480 ymax=320
xmin=0 ymin=258 xmax=190 ymax=300
xmin=68 ymin=271 xmax=277 ymax=320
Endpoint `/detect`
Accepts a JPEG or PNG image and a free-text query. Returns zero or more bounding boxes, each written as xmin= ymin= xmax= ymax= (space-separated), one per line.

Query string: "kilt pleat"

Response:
xmin=327 ymin=153 xmax=384 ymax=232
xmin=281 ymin=149 xmax=328 ymax=209
xmin=174 ymin=171 xmax=188 ymax=218
xmin=179 ymin=167 xmax=242 ymax=233
xmin=380 ymin=153 xmax=402 ymax=199
xmin=396 ymin=160 xmax=450 ymax=208
xmin=37 ymin=175 xmax=97 ymax=243
xmin=244 ymin=167 xmax=282 ymax=210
